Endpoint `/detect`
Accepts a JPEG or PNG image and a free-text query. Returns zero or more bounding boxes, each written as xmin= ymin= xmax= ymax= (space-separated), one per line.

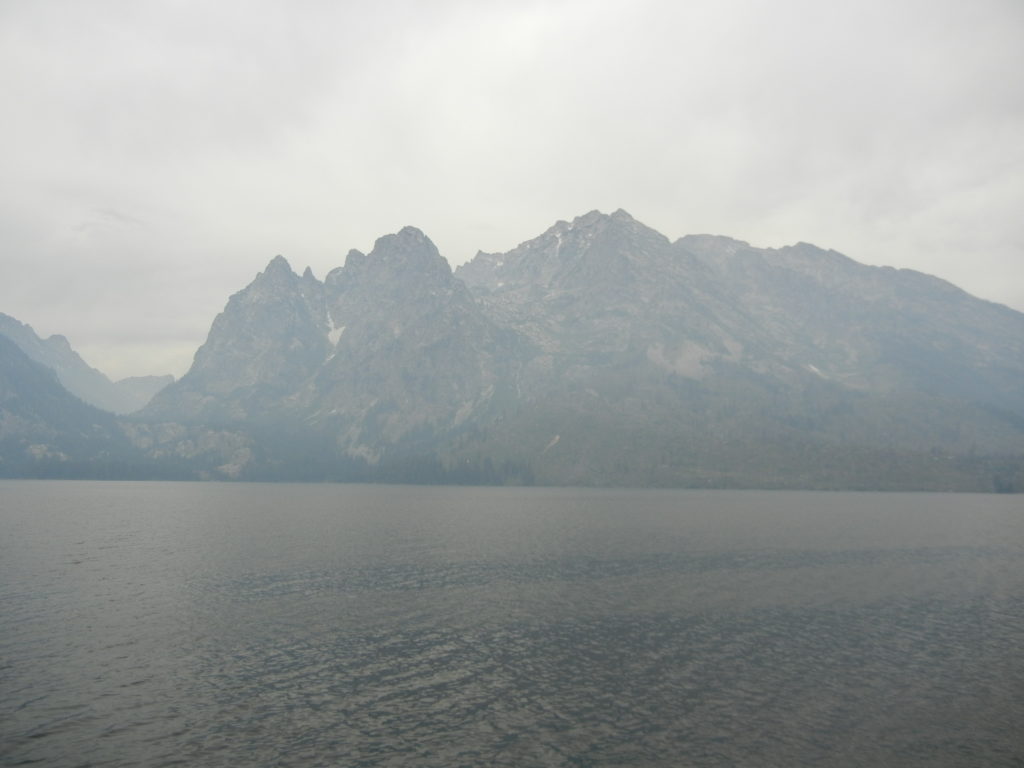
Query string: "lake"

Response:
xmin=1 ymin=481 xmax=1022 ymax=766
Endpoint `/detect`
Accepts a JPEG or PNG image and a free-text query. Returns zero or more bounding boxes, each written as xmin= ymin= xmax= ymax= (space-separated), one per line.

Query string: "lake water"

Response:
xmin=1 ymin=481 xmax=1022 ymax=767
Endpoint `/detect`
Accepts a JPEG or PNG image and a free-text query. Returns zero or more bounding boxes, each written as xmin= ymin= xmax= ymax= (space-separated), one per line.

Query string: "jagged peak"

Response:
xmin=563 ymin=209 xmax=635 ymax=228
xmin=301 ymin=266 xmax=316 ymax=281
xmin=370 ymin=226 xmax=431 ymax=254
xmin=324 ymin=251 xmax=363 ymax=286
xmin=532 ymin=211 xmax=607 ymax=243
xmin=563 ymin=209 xmax=660 ymax=240
xmin=368 ymin=227 xmax=451 ymax=276
xmin=570 ymin=209 xmax=606 ymax=228
xmin=259 ymin=254 xmax=295 ymax=278
xmin=397 ymin=225 xmax=429 ymax=241
xmin=564 ymin=209 xmax=671 ymax=256
xmin=244 ymin=255 xmax=306 ymax=294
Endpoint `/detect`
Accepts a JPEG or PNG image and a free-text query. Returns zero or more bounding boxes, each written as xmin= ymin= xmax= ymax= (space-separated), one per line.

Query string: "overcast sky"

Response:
xmin=2 ymin=0 xmax=1022 ymax=379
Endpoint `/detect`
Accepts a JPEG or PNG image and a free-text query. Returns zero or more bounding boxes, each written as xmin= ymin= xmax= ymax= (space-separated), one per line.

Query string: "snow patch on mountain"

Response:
xmin=327 ymin=319 xmax=345 ymax=347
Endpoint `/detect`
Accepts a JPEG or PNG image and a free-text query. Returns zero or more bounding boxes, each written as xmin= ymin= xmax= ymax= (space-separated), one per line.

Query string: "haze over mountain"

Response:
xmin=0 ymin=335 xmax=173 ymax=478
xmin=0 ymin=313 xmax=172 ymax=414
xmin=3 ymin=211 xmax=1022 ymax=489
xmin=0 ymin=329 xmax=247 ymax=479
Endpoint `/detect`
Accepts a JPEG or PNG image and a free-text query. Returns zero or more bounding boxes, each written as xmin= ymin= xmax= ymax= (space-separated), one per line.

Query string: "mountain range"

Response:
xmin=3 ymin=210 xmax=1022 ymax=490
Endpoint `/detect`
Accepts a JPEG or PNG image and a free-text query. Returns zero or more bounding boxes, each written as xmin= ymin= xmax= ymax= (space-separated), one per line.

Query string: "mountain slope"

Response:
xmin=0 ymin=313 xmax=172 ymax=413
xmin=311 ymin=227 xmax=517 ymax=462
xmin=672 ymin=235 xmax=1024 ymax=410
xmin=0 ymin=334 xmax=129 ymax=474
xmin=142 ymin=255 xmax=329 ymax=425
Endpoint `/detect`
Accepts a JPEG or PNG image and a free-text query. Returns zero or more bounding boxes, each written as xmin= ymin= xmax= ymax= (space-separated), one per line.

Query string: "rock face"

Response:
xmin=312 ymin=228 xmax=514 ymax=463
xmin=130 ymin=210 xmax=1024 ymax=489
xmin=0 ymin=313 xmax=172 ymax=413
xmin=142 ymin=255 xmax=329 ymax=425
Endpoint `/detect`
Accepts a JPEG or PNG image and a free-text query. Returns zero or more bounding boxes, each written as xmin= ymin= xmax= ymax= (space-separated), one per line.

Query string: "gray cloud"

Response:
xmin=1 ymin=0 xmax=1022 ymax=378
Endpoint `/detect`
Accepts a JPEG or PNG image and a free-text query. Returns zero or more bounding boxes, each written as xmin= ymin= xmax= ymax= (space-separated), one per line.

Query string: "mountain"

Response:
xmin=141 ymin=255 xmax=329 ymax=425
xmin=0 ymin=334 xmax=129 ymax=475
xmin=0 ymin=313 xmax=172 ymax=413
xmin=114 ymin=374 xmax=176 ymax=408
xmin=143 ymin=229 xmax=523 ymax=480
xmin=107 ymin=211 xmax=1024 ymax=489
xmin=0 ymin=333 xmax=251 ymax=479
xmin=450 ymin=210 xmax=1024 ymax=489
xmin=310 ymin=227 xmax=518 ymax=465
xmin=458 ymin=210 xmax=1024 ymax=411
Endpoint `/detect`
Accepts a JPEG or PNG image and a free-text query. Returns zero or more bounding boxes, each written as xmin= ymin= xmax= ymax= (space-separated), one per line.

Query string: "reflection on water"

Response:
xmin=1 ymin=482 xmax=1022 ymax=766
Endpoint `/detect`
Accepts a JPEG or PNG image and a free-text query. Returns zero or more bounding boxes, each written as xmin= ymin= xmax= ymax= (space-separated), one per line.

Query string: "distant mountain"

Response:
xmin=0 ymin=334 xmax=128 ymax=475
xmin=114 ymin=374 xmax=175 ymax=409
xmin=0 ymin=313 xmax=172 ymax=413
xmin=137 ymin=210 xmax=1024 ymax=490
xmin=0 ymin=333 xmax=249 ymax=479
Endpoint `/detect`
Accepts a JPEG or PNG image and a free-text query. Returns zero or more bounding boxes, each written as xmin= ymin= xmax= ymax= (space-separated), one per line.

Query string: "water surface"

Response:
xmin=1 ymin=481 xmax=1022 ymax=766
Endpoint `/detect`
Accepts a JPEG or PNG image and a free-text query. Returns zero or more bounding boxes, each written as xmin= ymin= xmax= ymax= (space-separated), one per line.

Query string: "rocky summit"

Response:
xmin=6 ymin=210 xmax=1024 ymax=489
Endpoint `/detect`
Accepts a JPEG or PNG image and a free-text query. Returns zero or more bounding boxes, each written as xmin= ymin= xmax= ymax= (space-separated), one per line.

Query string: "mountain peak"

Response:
xmin=368 ymin=227 xmax=451 ymax=277
xmin=343 ymin=249 xmax=366 ymax=268
xmin=570 ymin=210 xmax=606 ymax=228
xmin=457 ymin=209 xmax=672 ymax=294
xmin=371 ymin=226 xmax=431 ymax=254
xmin=250 ymin=255 xmax=299 ymax=290
xmin=397 ymin=225 xmax=428 ymax=241
xmin=264 ymin=254 xmax=293 ymax=274
xmin=565 ymin=209 xmax=636 ymax=229
xmin=46 ymin=333 xmax=73 ymax=352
